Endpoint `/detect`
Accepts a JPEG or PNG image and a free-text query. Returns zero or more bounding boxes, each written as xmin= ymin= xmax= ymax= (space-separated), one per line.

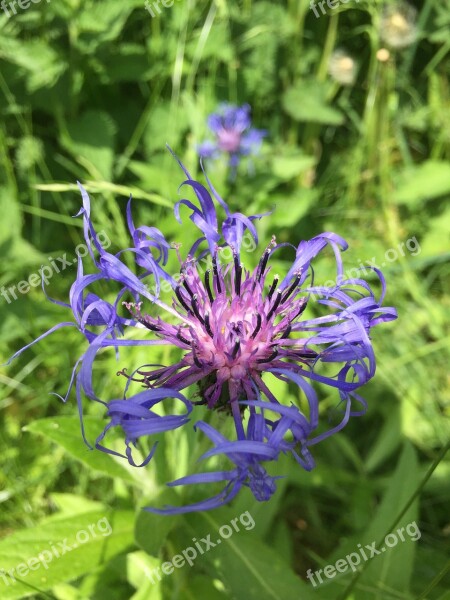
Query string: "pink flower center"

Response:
xmin=217 ymin=128 xmax=242 ymax=153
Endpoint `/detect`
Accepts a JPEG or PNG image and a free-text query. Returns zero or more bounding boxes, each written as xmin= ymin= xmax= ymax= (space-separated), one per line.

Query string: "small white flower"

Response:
xmin=380 ymin=2 xmax=417 ymax=49
xmin=328 ymin=50 xmax=357 ymax=86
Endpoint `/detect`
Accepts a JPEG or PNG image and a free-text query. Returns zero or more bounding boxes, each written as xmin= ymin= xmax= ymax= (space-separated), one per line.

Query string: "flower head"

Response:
xmin=380 ymin=2 xmax=417 ymax=49
xmin=328 ymin=50 xmax=357 ymax=86
xmin=6 ymin=150 xmax=397 ymax=514
xmin=198 ymin=103 xmax=266 ymax=171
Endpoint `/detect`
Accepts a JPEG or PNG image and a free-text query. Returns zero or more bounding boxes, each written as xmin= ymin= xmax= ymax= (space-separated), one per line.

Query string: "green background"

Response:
xmin=0 ymin=1 xmax=449 ymax=599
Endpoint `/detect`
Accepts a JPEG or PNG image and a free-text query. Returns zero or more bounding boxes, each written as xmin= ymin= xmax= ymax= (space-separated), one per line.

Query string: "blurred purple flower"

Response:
xmin=198 ymin=103 xmax=266 ymax=170
xmin=6 ymin=149 xmax=397 ymax=514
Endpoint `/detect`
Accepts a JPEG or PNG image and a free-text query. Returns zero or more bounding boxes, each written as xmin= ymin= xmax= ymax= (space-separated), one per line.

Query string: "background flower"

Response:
xmin=198 ymin=103 xmax=266 ymax=171
xmin=328 ymin=50 xmax=357 ymax=86
xmin=380 ymin=1 xmax=418 ymax=49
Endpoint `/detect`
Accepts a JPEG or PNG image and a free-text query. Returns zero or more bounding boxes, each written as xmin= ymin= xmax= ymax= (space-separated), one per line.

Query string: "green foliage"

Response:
xmin=0 ymin=0 xmax=449 ymax=599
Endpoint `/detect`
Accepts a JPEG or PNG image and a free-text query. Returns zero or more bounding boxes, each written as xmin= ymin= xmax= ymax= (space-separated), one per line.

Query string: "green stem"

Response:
xmin=415 ymin=558 xmax=450 ymax=600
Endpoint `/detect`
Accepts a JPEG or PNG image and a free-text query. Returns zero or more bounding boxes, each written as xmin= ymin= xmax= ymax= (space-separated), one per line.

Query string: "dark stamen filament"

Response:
xmin=257 ymin=249 xmax=270 ymax=282
xmin=231 ymin=337 xmax=240 ymax=359
xmin=234 ymin=254 xmax=242 ymax=296
xmin=280 ymin=324 xmax=291 ymax=339
xmin=191 ymin=294 xmax=204 ymax=324
xmin=140 ymin=319 xmax=160 ymax=332
xmin=298 ymin=350 xmax=318 ymax=359
xmin=177 ymin=330 xmax=191 ymax=345
xmin=182 ymin=278 xmax=194 ymax=298
xmin=281 ymin=275 xmax=301 ymax=304
xmin=192 ymin=346 xmax=202 ymax=368
xmin=267 ymin=276 xmax=279 ymax=301
xmin=257 ymin=348 xmax=279 ymax=363
xmin=267 ymin=290 xmax=283 ymax=321
xmin=292 ymin=300 xmax=308 ymax=320
xmin=251 ymin=314 xmax=262 ymax=339
xmin=204 ymin=312 xmax=214 ymax=337
xmin=204 ymin=269 xmax=214 ymax=303
xmin=175 ymin=286 xmax=191 ymax=313
xmin=212 ymin=256 xmax=222 ymax=294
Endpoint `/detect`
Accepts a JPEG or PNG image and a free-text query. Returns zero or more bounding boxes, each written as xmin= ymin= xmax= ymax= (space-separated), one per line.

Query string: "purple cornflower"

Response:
xmin=198 ymin=103 xmax=266 ymax=170
xmin=6 ymin=150 xmax=396 ymax=514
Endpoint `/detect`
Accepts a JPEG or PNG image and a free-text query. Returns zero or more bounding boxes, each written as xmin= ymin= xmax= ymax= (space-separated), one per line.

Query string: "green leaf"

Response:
xmin=101 ymin=45 xmax=150 ymax=83
xmin=64 ymin=110 xmax=117 ymax=180
xmin=365 ymin=404 xmax=402 ymax=472
xmin=421 ymin=206 xmax=450 ymax=256
xmin=186 ymin=509 xmax=315 ymax=600
xmin=393 ymin=161 xmax=450 ymax=206
xmin=283 ymin=81 xmax=344 ymax=125
xmin=24 ymin=416 xmax=136 ymax=482
xmin=272 ymin=153 xmax=316 ymax=180
xmin=134 ymin=490 xmax=181 ymax=556
xmin=179 ymin=575 xmax=229 ymax=600
xmin=0 ymin=510 xmax=134 ymax=599
xmin=143 ymin=102 xmax=188 ymax=155
xmin=361 ymin=443 xmax=420 ymax=595
xmin=270 ymin=190 xmax=318 ymax=227
xmin=322 ymin=443 xmax=421 ymax=599
xmin=75 ymin=0 xmax=138 ymax=50
xmin=52 ymin=582 xmax=87 ymax=600
xmin=0 ymin=37 xmax=65 ymax=91
xmin=127 ymin=552 xmax=162 ymax=600
xmin=49 ymin=494 xmax=106 ymax=516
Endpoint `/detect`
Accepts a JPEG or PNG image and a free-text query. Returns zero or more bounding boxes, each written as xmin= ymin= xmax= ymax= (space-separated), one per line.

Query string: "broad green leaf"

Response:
xmin=52 ymin=582 xmax=89 ymax=600
xmin=187 ymin=22 xmax=233 ymax=62
xmin=272 ymin=154 xmax=316 ymax=180
xmin=186 ymin=509 xmax=315 ymax=600
xmin=134 ymin=490 xmax=181 ymax=556
xmin=318 ymin=443 xmax=420 ymax=599
xmin=76 ymin=554 xmax=132 ymax=599
xmin=49 ymin=494 xmax=106 ymax=516
xmin=75 ymin=0 xmax=138 ymax=50
xmin=0 ymin=510 xmax=134 ymax=600
xmin=102 ymin=45 xmax=150 ymax=83
xmin=144 ymin=102 xmax=188 ymax=155
xmin=393 ymin=161 xmax=450 ymax=206
xmin=283 ymin=81 xmax=344 ymax=125
xmin=0 ymin=37 xmax=65 ymax=91
xmin=64 ymin=111 xmax=116 ymax=180
xmin=365 ymin=405 xmax=402 ymax=472
xmin=24 ymin=416 xmax=137 ymax=482
xmin=127 ymin=552 xmax=162 ymax=600
xmin=179 ymin=575 xmax=229 ymax=600
xmin=421 ymin=206 xmax=450 ymax=256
